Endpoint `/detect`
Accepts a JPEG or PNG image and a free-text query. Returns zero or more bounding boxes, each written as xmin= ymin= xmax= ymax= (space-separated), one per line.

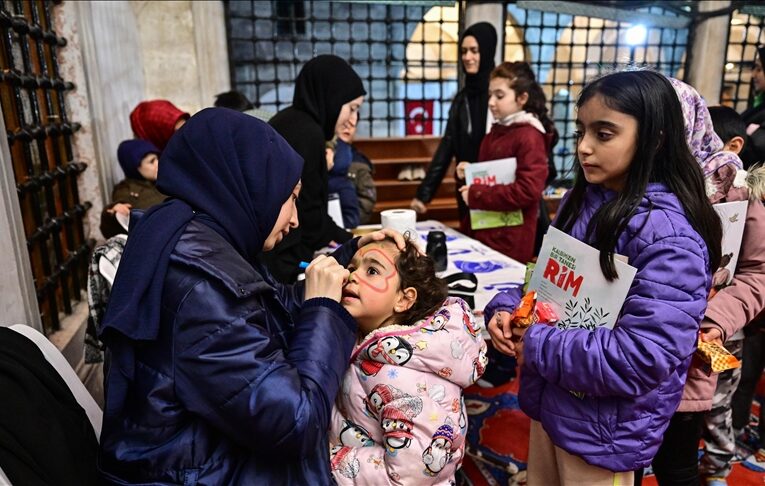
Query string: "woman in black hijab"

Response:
xmin=411 ymin=22 xmax=497 ymax=218
xmin=264 ymin=55 xmax=367 ymax=283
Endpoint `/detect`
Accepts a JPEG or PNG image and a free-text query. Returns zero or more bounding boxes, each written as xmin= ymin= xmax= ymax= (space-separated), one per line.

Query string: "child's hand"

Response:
xmin=456 ymin=161 xmax=470 ymax=180
xmin=108 ymin=203 xmax=132 ymax=216
xmin=325 ymin=147 xmax=335 ymax=172
xmin=459 ymin=185 xmax=470 ymax=206
xmin=304 ymin=255 xmax=350 ymax=303
xmin=700 ymin=326 xmax=723 ymax=347
xmin=409 ymin=198 xmax=427 ymax=214
xmin=488 ymin=310 xmax=529 ymax=361
xmin=512 ymin=328 xmax=525 ymax=367
xmin=487 ymin=310 xmax=516 ymax=356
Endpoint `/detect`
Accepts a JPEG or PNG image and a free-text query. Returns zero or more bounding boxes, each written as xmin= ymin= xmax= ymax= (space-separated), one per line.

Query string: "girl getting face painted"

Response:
xmin=341 ymin=240 xmax=415 ymax=335
xmin=341 ymin=238 xmax=448 ymax=337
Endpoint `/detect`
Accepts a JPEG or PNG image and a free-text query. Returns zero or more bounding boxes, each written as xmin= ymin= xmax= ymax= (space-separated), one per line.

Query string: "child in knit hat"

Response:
xmin=129 ymin=100 xmax=189 ymax=151
xmin=329 ymin=238 xmax=487 ymax=484
xmin=99 ymin=139 xmax=166 ymax=238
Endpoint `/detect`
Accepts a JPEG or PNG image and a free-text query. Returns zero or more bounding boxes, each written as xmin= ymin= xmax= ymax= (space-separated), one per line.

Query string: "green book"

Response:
xmin=469 ymin=209 xmax=524 ymax=230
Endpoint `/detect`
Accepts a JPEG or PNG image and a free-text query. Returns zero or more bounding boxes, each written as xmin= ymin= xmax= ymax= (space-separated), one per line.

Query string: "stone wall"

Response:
xmin=57 ymin=0 xmax=230 ymax=241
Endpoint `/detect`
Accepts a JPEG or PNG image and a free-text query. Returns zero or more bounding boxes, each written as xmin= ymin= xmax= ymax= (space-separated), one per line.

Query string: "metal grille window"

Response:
xmin=226 ymin=0 xmax=460 ymax=137
xmin=504 ymin=1 xmax=689 ymax=180
xmin=722 ymin=9 xmax=765 ymax=113
xmin=0 ymin=0 xmax=90 ymax=334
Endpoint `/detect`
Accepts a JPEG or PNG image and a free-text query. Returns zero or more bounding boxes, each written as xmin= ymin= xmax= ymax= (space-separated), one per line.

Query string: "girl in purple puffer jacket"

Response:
xmin=484 ymin=70 xmax=723 ymax=485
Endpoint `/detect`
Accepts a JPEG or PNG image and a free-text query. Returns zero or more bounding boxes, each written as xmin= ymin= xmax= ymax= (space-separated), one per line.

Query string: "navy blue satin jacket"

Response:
xmin=100 ymin=219 xmax=358 ymax=485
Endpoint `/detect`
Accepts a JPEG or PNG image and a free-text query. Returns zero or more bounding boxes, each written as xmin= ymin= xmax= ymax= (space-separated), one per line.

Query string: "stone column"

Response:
xmin=686 ymin=1 xmax=732 ymax=103
xmin=73 ymin=0 xmax=145 ymax=193
xmin=192 ymin=1 xmax=231 ymax=109
xmin=54 ymin=0 xmax=111 ymax=242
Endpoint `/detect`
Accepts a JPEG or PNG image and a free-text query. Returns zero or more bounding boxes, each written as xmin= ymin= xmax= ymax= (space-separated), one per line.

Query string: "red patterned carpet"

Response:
xmin=459 ymin=376 xmax=765 ymax=485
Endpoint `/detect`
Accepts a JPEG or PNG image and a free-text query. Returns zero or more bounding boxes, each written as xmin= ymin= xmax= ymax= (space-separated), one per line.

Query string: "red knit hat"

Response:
xmin=382 ymin=406 xmax=412 ymax=424
xmin=130 ymin=100 xmax=189 ymax=150
xmin=370 ymin=384 xmax=396 ymax=404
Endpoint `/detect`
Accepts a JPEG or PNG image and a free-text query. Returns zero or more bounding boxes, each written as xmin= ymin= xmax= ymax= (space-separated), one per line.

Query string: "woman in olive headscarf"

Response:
xmin=264 ymin=55 xmax=367 ymax=283
xmin=410 ymin=22 xmax=497 ymax=218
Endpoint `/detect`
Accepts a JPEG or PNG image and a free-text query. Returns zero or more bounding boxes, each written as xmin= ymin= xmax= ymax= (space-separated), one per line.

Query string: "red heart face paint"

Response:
xmin=342 ymin=242 xmax=405 ymax=335
xmin=353 ymin=247 xmax=398 ymax=294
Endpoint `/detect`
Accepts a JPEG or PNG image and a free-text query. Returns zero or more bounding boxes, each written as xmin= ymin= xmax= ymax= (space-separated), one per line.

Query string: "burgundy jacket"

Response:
xmin=465 ymin=121 xmax=551 ymax=264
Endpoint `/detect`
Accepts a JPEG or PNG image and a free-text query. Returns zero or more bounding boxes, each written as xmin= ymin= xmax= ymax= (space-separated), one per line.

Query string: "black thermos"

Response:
xmin=426 ymin=230 xmax=447 ymax=272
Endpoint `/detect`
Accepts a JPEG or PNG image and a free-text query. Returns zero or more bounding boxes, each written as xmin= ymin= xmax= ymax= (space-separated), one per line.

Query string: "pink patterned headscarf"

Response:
xmin=668 ymin=77 xmax=743 ymax=177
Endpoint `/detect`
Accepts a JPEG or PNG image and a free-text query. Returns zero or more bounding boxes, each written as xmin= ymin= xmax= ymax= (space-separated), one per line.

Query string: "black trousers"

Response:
xmin=731 ymin=329 xmax=765 ymax=446
xmin=635 ymin=411 xmax=704 ymax=486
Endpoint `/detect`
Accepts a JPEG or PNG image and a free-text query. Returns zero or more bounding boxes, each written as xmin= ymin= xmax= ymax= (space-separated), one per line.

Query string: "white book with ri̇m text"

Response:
xmin=464 ymin=158 xmax=520 ymax=230
xmin=528 ymin=226 xmax=637 ymax=331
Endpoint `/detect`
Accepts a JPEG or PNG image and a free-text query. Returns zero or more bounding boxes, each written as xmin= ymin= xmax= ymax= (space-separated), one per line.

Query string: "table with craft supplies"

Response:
xmin=353 ymin=220 xmax=527 ymax=322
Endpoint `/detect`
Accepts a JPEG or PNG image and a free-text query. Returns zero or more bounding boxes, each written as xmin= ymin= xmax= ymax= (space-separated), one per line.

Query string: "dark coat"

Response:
xmin=328 ymin=140 xmax=360 ymax=229
xmin=99 ymin=219 xmax=358 ymax=485
xmin=466 ymin=122 xmax=551 ymax=264
xmin=416 ymin=22 xmax=496 ymax=215
xmin=0 ymin=328 xmax=100 ymax=486
xmin=741 ymin=102 xmax=765 ymax=168
xmin=100 ymin=178 xmax=166 ymax=239
xmin=263 ymin=55 xmax=365 ymax=283
xmin=266 ymin=108 xmax=354 ymax=282
xmin=348 ymin=146 xmax=376 ymax=224
xmin=416 ymin=89 xmax=484 ymax=217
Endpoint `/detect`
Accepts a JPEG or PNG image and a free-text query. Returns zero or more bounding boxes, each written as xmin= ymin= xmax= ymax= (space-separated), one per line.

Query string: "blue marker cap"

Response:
xmin=298 ymin=261 xmax=310 ymax=269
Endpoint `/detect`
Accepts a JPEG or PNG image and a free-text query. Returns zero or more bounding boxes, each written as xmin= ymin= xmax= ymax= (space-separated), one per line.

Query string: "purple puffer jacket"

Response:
xmin=484 ymin=183 xmax=711 ymax=472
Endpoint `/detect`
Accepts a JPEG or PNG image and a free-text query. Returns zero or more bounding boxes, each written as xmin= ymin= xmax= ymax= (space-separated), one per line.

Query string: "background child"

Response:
xmin=458 ymin=61 xmax=555 ymax=264
xmin=129 ymin=99 xmax=189 ymax=151
xmin=649 ymin=81 xmax=765 ymax=486
xmin=329 ymin=238 xmax=487 ymax=484
xmin=485 ymin=70 xmax=722 ymax=486
xmin=327 ymin=136 xmax=361 ymax=229
xmin=337 ymin=119 xmax=377 ymax=225
xmin=690 ymin=104 xmax=765 ymax=486
xmin=100 ymin=140 xmax=165 ymax=239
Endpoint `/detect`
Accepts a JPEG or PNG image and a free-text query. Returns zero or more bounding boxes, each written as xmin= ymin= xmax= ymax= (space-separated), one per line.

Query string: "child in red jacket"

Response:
xmin=458 ymin=62 xmax=555 ymax=264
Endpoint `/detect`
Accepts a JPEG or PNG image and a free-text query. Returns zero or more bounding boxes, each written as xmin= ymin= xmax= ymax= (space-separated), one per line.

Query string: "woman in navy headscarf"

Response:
xmin=98 ymin=108 xmax=403 ymax=485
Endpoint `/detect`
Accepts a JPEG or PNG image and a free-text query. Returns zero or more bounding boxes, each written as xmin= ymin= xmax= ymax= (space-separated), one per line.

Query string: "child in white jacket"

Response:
xmin=329 ymin=238 xmax=487 ymax=485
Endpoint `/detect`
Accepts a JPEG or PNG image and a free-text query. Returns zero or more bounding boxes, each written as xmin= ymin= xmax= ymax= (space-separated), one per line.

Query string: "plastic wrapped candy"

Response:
xmin=696 ymin=338 xmax=741 ymax=374
xmin=509 ymin=291 xmax=560 ymax=328
xmin=511 ymin=291 xmax=537 ymax=328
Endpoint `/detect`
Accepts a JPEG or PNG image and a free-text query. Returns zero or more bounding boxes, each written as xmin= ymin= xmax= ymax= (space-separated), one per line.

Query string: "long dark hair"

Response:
xmin=390 ymin=238 xmax=448 ymax=326
xmin=491 ymin=62 xmax=560 ymax=182
xmin=554 ymin=70 xmax=722 ymax=280
xmin=490 ymin=62 xmax=557 ymax=140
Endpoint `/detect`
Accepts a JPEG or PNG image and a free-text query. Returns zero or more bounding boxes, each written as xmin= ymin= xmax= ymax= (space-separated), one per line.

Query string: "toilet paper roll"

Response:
xmin=380 ymin=209 xmax=418 ymax=241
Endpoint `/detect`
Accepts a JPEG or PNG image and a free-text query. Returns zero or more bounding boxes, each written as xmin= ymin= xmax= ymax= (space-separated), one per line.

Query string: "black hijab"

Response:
xmin=100 ymin=108 xmax=303 ymax=366
xmin=293 ymin=55 xmax=367 ymax=140
xmin=461 ymin=22 xmax=497 ymax=143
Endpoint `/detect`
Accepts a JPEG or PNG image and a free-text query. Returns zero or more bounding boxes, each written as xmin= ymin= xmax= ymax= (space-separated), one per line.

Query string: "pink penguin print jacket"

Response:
xmin=329 ymin=297 xmax=487 ymax=485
